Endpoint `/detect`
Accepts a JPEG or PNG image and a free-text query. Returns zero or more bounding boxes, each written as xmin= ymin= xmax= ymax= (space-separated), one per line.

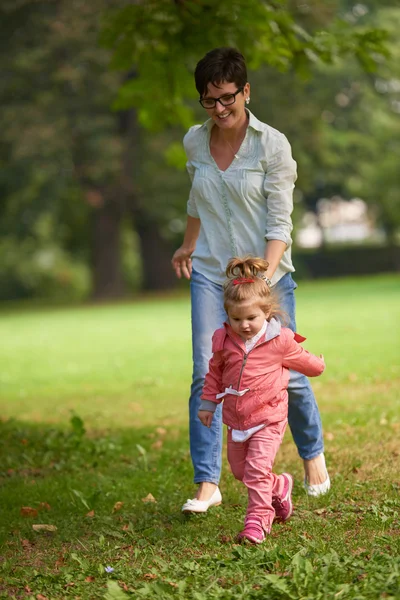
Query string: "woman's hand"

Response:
xmin=198 ymin=410 xmax=214 ymax=428
xmin=171 ymin=246 xmax=194 ymax=280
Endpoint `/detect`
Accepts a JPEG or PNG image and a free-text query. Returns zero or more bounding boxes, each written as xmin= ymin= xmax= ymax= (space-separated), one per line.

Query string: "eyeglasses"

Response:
xmin=199 ymin=87 xmax=244 ymax=109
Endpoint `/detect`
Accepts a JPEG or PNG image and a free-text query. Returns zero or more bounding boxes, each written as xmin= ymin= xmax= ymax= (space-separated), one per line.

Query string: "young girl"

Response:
xmin=198 ymin=256 xmax=325 ymax=544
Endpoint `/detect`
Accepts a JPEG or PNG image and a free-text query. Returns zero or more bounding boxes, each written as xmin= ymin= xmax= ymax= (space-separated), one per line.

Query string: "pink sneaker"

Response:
xmin=272 ymin=473 xmax=293 ymax=522
xmin=236 ymin=516 xmax=266 ymax=544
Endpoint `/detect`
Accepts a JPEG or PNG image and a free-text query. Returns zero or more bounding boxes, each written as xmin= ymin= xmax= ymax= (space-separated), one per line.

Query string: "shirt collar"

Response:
xmin=245 ymin=320 xmax=268 ymax=351
xmin=204 ymin=109 xmax=263 ymax=133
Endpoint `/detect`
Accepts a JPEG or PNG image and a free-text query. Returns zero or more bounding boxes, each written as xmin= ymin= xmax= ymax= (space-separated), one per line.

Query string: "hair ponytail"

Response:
xmin=225 ymin=256 xmax=270 ymax=280
xmin=223 ymin=255 xmax=284 ymax=322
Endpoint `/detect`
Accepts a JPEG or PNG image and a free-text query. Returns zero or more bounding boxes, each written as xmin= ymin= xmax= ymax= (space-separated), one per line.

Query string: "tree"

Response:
xmin=0 ymin=0 xmax=393 ymax=301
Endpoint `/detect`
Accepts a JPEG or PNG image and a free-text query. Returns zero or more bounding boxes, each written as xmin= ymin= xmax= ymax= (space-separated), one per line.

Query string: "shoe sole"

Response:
xmin=236 ymin=533 xmax=264 ymax=544
xmin=274 ymin=473 xmax=293 ymax=522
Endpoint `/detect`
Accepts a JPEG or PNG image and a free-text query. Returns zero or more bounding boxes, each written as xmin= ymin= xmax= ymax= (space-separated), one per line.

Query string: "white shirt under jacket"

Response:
xmin=184 ymin=109 xmax=297 ymax=287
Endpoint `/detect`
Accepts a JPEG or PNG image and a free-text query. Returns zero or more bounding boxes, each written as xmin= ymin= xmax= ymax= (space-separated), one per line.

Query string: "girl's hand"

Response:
xmin=198 ymin=410 xmax=214 ymax=428
xmin=171 ymin=246 xmax=194 ymax=279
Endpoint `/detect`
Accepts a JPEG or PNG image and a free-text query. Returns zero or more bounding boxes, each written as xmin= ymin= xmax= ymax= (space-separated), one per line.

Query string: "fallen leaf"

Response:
xmin=155 ymin=427 xmax=167 ymax=435
xmin=86 ymin=510 xmax=95 ymax=518
xmin=151 ymin=440 xmax=163 ymax=450
xmin=325 ymin=432 xmax=334 ymax=441
xmin=142 ymin=493 xmax=156 ymax=503
xmin=85 ymin=576 xmax=95 ymax=582
xmin=25 ymin=586 xmax=32 ymax=593
xmin=39 ymin=502 xmax=51 ymax=511
xmin=21 ymin=539 xmax=32 ymax=548
xmin=144 ymin=573 xmax=157 ymax=580
xmin=32 ymin=524 xmax=57 ymax=533
xmin=55 ymin=553 xmax=65 ymax=567
xmin=36 ymin=595 xmax=49 ymax=600
xmin=120 ymin=582 xmax=129 ymax=591
xmin=121 ymin=524 xmax=130 ymax=531
xmin=20 ymin=507 xmax=38 ymax=518
xmin=113 ymin=501 xmax=124 ymax=513
xmin=169 ymin=582 xmax=178 ymax=588
xmin=314 ymin=508 xmax=327 ymax=515
xmin=21 ymin=439 xmax=28 ymax=445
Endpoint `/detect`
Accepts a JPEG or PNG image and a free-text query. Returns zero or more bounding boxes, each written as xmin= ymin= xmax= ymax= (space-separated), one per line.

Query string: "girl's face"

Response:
xmin=228 ymin=301 xmax=268 ymax=341
xmin=202 ymin=80 xmax=250 ymax=131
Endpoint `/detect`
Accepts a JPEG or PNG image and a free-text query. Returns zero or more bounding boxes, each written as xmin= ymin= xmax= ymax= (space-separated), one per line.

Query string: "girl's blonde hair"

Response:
xmin=223 ymin=255 xmax=283 ymax=321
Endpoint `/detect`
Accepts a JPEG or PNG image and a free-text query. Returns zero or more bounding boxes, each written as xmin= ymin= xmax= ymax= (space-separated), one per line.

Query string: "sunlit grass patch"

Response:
xmin=0 ymin=274 xmax=399 ymax=598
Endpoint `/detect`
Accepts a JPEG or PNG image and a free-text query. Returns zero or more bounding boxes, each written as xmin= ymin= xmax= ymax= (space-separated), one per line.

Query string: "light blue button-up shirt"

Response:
xmin=184 ymin=110 xmax=296 ymax=286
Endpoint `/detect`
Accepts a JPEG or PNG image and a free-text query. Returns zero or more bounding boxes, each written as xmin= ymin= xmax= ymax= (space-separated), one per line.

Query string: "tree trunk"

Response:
xmin=119 ymin=103 xmax=177 ymax=291
xmin=134 ymin=214 xmax=177 ymax=290
xmin=91 ymin=192 xmax=124 ymax=299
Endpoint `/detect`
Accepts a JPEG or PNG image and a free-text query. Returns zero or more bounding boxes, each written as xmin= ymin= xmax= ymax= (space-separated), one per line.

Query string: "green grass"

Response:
xmin=0 ymin=274 xmax=399 ymax=599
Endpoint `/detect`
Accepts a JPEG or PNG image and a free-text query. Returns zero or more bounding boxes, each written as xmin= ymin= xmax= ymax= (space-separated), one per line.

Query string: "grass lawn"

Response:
xmin=0 ymin=274 xmax=399 ymax=599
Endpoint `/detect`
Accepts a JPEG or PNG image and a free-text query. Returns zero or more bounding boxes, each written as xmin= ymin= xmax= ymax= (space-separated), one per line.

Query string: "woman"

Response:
xmin=172 ymin=47 xmax=330 ymax=513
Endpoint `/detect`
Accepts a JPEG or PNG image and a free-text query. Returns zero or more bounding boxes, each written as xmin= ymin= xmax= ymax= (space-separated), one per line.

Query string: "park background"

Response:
xmin=0 ymin=1 xmax=399 ymax=599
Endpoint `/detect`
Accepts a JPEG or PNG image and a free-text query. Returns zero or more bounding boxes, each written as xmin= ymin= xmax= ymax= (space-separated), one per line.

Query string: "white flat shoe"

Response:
xmin=304 ymin=453 xmax=331 ymax=497
xmin=304 ymin=473 xmax=331 ymax=497
xmin=181 ymin=487 xmax=222 ymax=513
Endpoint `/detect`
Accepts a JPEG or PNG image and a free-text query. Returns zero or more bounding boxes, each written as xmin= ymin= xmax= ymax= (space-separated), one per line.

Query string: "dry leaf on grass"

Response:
xmin=39 ymin=502 xmax=51 ymax=511
xmin=32 ymin=524 xmax=57 ymax=533
xmin=144 ymin=573 xmax=157 ymax=580
xmin=314 ymin=508 xmax=327 ymax=515
xmin=142 ymin=493 xmax=156 ymax=503
xmin=20 ymin=507 xmax=38 ymax=517
xmin=86 ymin=510 xmax=95 ymax=518
xmin=113 ymin=501 xmax=124 ymax=512
xmin=155 ymin=427 xmax=167 ymax=436
xmin=151 ymin=440 xmax=163 ymax=450
xmin=85 ymin=576 xmax=95 ymax=582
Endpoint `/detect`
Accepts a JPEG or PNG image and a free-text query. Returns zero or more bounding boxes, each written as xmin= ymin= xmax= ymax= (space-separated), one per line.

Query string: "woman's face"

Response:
xmin=202 ymin=81 xmax=250 ymax=131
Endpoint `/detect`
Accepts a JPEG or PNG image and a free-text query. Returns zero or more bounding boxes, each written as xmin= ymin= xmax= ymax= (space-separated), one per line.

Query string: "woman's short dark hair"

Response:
xmin=194 ymin=47 xmax=248 ymax=97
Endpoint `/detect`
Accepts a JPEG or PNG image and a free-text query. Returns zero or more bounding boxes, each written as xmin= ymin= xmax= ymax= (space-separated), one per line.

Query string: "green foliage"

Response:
xmin=101 ymin=0 xmax=389 ymax=130
xmin=0 ymin=234 xmax=90 ymax=303
xmin=0 ymin=1 xmax=398 ymax=300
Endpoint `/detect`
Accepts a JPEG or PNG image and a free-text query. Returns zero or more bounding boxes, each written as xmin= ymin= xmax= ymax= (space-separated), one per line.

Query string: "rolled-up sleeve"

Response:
xmin=263 ymin=134 xmax=297 ymax=247
xmin=183 ymin=128 xmax=200 ymax=218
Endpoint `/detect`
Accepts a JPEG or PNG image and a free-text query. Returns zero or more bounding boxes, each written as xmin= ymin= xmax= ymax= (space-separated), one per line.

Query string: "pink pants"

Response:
xmin=227 ymin=419 xmax=288 ymax=532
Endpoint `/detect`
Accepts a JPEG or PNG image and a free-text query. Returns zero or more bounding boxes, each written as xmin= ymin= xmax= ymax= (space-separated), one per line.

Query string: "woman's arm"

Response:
xmin=263 ymin=239 xmax=287 ymax=280
xmin=262 ymin=134 xmax=297 ymax=281
xmin=171 ymin=215 xmax=201 ymax=279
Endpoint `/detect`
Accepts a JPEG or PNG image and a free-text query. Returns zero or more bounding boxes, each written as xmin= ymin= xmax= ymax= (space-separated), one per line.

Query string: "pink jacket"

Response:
xmin=200 ymin=318 xmax=325 ymax=430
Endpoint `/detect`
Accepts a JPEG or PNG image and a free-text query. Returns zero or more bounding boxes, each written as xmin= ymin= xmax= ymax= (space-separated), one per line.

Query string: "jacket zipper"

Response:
xmin=237 ymin=354 xmax=248 ymax=390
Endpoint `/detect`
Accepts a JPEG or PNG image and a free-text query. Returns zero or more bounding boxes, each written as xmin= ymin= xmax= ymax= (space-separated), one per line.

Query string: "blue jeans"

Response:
xmin=189 ymin=269 xmax=324 ymax=485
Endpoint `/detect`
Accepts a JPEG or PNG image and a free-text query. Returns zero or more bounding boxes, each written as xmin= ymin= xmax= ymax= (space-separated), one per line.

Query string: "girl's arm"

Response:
xmin=198 ymin=351 xmax=224 ymax=427
xmin=282 ymin=329 xmax=325 ymax=377
xmin=201 ymin=350 xmax=224 ymax=403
